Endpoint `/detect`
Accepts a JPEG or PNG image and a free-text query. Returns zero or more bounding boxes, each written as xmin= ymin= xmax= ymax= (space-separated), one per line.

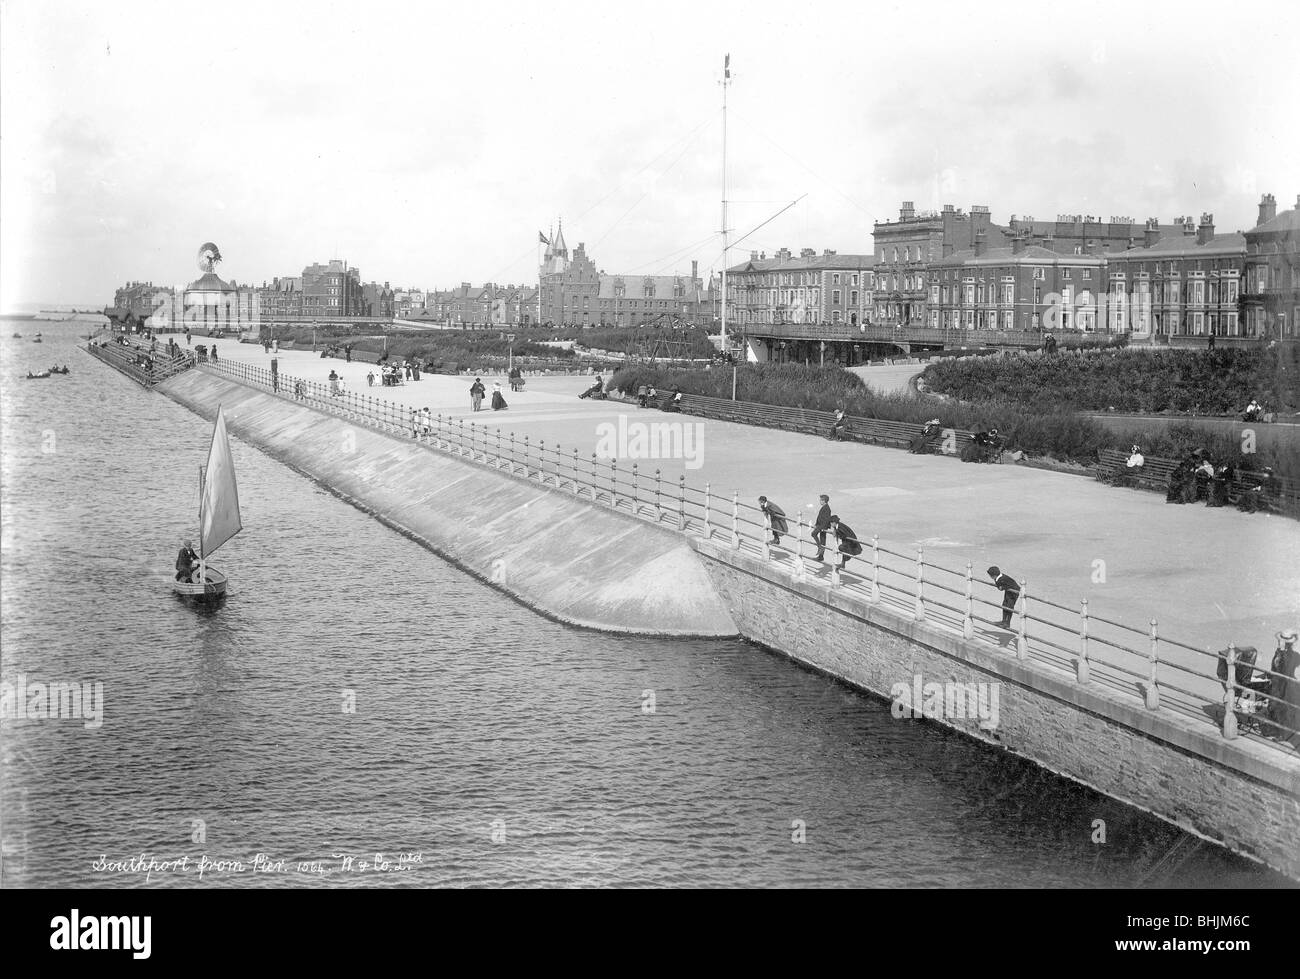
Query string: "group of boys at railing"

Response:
xmin=197 ymin=355 xmax=1300 ymax=755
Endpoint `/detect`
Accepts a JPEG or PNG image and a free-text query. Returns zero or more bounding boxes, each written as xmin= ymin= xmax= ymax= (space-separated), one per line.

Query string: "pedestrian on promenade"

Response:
xmin=1268 ymin=630 xmax=1300 ymax=746
xmin=491 ymin=381 xmax=508 ymax=411
xmin=421 ymin=407 xmax=432 ymax=436
xmin=812 ymin=494 xmax=832 ymax=561
xmin=210 ymin=345 xmax=218 ymax=363
xmin=987 ymin=566 xmax=1021 ymax=629
xmin=263 ymin=339 xmax=271 ymax=354
xmin=758 ymin=496 xmax=788 ymax=546
xmin=404 ymin=362 xmax=412 ymax=381
xmin=294 ymin=380 xmax=305 ymax=401
xmin=470 ymin=378 xmax=486 ymax=411
xmin=830 ymin=516 xmax=864 ymax=569
xmin=184 ymin=327 xmax=191 ymax=346
xmin=328 ymin=369 xmax=340 ymax=396
xmin=367 ymin=370 xmax=375 ymax=388
xmin=345 ymin=345 xmax=352 ymax=363
xmin=273 ymin=339 xmax=279 ymax=354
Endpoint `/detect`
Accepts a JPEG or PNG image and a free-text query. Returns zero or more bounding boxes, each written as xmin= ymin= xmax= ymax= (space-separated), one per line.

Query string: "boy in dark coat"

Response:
xmin=987 ymin=566 xmax=1020 ymax=628
xmin=175 ymin=540 xmax=199 ymax=582
xmin=830 ymin=516 xmax=863 ymax=569
xmin=812 ymin=495 xmax=832 ymax=561
xmin=758 ymin=496 xmax=788 ymax=546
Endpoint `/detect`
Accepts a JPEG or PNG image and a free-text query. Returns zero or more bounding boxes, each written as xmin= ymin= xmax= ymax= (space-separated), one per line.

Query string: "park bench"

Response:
xmin=1096 ymin=449 xmax=1299 ymax=516
xmin=674 ymin=393 xmax=977 ymax=457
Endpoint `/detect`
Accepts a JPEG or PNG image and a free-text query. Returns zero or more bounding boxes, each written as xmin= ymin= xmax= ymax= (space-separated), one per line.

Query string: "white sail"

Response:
xmin=200 ymin=406 xmax=242 ymax=558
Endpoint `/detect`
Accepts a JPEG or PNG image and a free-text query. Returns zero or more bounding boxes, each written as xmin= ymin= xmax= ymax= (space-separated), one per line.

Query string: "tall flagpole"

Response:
xmin=720 ymin=53 xmax=731 ymax=354
xmin=722 ymin=50 xmax=733 ymax=356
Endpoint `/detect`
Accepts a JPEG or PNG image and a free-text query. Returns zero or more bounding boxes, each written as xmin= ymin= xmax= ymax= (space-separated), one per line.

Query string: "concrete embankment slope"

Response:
xmin=158 ymin=370 xmax=737 ymax=637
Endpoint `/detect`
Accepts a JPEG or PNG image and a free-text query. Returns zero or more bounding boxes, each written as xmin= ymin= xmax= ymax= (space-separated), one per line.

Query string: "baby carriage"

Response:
xmin=1216 ymin=646 xmax=1272 ymax=733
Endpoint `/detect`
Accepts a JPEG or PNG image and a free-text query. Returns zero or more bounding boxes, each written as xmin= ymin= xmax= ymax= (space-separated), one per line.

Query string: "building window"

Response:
xmin=1083 ymin=269 xmax=1092 ymax=280
xmin=1062 ymin=268 xmax=1072 ymax=280
xmin=1033 ymin=267 xmax=1045 ymax=280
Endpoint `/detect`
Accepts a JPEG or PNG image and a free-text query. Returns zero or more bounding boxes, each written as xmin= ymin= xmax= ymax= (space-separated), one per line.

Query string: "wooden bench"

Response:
xmin=1096 ymin=449 xmax=1180 ymax=492
xmin=674 ymin=394 xmax=977 ymax=457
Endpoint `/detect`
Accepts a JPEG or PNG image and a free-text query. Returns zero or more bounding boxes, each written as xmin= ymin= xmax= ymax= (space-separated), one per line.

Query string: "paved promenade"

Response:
xmin=219 ymin=341 xmax=1299 ymax=669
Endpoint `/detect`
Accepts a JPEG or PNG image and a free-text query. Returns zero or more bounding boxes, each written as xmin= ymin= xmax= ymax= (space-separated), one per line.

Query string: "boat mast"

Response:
xmin=197 ymin=463 xmax=206 ymax=583
xmin=720 ymin=53 xmax=731 ymax=355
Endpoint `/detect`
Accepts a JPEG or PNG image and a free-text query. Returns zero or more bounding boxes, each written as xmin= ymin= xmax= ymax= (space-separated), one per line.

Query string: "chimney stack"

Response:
xmin=1258 ymin=194 xmax=1277 ymax=226
xmin=974 ymin=232 xmax=987 ymax=257
xmin=1012 ymin=235 xmax=1027 ymax=256
xmin=1144 ymin=219 xmax=1160 ymax=249
xmin=900 ymin=201 xmax=916 ymax=220
xmin=691 ymin=260 xmax=698 ymax=282
xmin=1197 ymin=213 xmax=1215 ymax=245
xmin=751 ymin=250 xmax=759 ymax=261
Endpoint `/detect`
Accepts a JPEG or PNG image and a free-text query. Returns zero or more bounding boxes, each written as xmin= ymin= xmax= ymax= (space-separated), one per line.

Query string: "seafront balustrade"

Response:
xmin=198 ymin=356 xmax=1299 ymax=755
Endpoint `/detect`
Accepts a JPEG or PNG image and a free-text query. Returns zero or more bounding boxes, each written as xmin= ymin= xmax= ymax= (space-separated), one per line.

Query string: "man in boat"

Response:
xmin=175 ymin=540 xmax=199 ymax=583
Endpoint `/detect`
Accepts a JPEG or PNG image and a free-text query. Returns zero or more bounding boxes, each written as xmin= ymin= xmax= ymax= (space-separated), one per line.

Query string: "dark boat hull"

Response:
xmin=171 ymin=567 xmax=228 ymax=602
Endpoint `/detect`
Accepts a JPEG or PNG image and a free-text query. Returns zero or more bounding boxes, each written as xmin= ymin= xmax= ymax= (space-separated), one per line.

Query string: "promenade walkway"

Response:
xmin=218 ymin=342 xmax=1300 ymax=690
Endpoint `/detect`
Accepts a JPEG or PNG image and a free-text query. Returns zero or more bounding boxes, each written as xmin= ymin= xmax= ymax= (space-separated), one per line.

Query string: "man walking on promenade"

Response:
xmin=813 ymin=494 xmax=832 ymax=561
xmin=987 ymin=566 xmax=1021 ymax=629
xmin=758 ymin=496 xmax=788 ymax=546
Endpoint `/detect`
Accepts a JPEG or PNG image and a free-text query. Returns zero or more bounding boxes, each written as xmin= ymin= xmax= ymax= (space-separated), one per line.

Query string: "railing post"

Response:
xmin=963 ymin=562 xmax=974 ymax=639
xmin=793 ymin=514 xmax=806 ymax=581
xmin=539 ymin=440 xmax=547 ymax=484
xmin=761 ymin=507 xmax=771 ymax=562
xmin=1016 ymin=580 xmax=1029 ymax=659
xmin=1221 ymin=642 xmax=1238 ymax=739
xmin=510 ymin=432 xmax=518 ymax=471
xmin=632 ymin=463 xmax=639 ymax=514
xmin=913 ymin=548 xmax=925 ymax=621
xmin=704 ymin=482 xmax=712 ymax=538
xmin=1077 ymin=598 xmax=1091 ymax=683
xmin=1146 ymin=619 xmax=1161 ymax=709
xmin=655 ymin=469 xmax=662 ymax=522
xmin=523 ymin=435 xmax=530 ymax=477
xmin=610 ymin=458 xmax=618 ymax=509
xmin=678 ymin=475 xmax=686 ymax=530
xmin=591 ymin=453 xmax=598 ymax=501
xmin=495 ymin=427 xmax=502 ymax=466
xmin=573 ymin=448 xmax=582 ymax=495
xmin=870 ymin=535 xmax=880 ymax=603
xmin=731 ymin=492 xmax=740 ymax=550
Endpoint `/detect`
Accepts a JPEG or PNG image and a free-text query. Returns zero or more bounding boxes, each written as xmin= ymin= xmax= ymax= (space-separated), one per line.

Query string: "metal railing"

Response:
xmin=200 ymin=356 xmax=1300 ymax=756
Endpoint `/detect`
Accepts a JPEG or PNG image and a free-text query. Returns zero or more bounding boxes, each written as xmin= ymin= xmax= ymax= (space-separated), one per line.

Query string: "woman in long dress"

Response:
xmin=491 ymin=382 xmax=508 ymax=411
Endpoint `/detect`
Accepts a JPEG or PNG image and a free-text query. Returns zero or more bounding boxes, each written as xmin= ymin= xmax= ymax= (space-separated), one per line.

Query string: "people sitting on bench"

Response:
xmin=1206 ymin=463 xmax=1235 ymax=507
xmin=1193 ymin=451 xmax=1216 ymax=501
xmin=1113 ymin=444 xmax=1144 ymax=487
xmin=909 ymin=418 xmax=942 ymax=454
xmin=1165 ymin=451 xmax=1200 ymax=504
xmin=579 ymin=376 xmax=605 ymax=400
xmin=1237 ymin=467 xmax=1279 ymax=513
xmin=664 ymin=389 xmax=683 ymax=413
xmin=827 ymin=409 xmax=848 ymax=441
xmin=963 ymin=429 xmax=1002 ymax=463
xmin=1243 ymin=398 xmax=1263 ymax=422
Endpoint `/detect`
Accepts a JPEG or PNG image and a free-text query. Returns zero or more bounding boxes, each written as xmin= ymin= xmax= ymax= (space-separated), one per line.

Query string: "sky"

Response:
xmin=2 ymin=0 xmax=1298 ymax=309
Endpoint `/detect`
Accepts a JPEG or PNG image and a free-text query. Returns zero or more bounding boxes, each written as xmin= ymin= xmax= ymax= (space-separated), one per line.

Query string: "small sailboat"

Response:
xmin=172 ymin=406 xmax=242 ymax=602
xmin=32 ymin=332 xmax=43 ymax=343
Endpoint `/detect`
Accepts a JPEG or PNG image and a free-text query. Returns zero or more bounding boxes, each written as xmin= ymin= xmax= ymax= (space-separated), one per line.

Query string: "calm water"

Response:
xmin=0 ymin=323 xmax=1288 ymax=887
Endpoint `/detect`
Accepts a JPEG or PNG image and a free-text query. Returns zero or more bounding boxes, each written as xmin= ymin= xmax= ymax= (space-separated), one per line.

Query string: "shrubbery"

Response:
xmin=606 ymin=362 xmax=1295 ymax=478
xmin=921 ymin=346 xmax=1299 ymax=415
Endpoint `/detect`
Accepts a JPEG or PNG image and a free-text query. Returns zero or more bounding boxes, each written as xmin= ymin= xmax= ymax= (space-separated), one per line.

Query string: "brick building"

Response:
xmin=1242 ymin=193 xmax=1300 ymax=340
xmin=538 ymin=224 xmax=707 ymax=327
xmin=725 ymin=249 xmax=875 ymax=327
xmin=257 ymin=277 xmax=303 ymax=319
xmin=301 ymin=260 xmax=363 ymax=317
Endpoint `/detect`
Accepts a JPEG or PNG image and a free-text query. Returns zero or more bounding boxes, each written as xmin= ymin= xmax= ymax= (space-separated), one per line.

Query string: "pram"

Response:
xmin=1216 ymin=646 xmax=1272 ymax=733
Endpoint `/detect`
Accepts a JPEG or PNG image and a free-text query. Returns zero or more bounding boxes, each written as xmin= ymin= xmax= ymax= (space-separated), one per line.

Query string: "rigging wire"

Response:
xmin=588 ymin=127 xmax=707 ymax=254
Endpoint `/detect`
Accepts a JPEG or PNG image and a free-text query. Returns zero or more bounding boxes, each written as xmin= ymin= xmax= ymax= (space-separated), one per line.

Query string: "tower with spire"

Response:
xmin=541 ymin=219 xmax=570 ymax=276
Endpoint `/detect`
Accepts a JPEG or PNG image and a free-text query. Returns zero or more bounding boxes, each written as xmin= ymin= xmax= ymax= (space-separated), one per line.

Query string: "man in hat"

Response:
xmin=812 ymin=494 xmax=832 ymax=561
xmin=987 ymin=566 xmax=1020 ymax=629
xmin=758 ymin=496 xmax=788 ymax=546
xmin=1268 ymin=629 xmax=1300 ymax=745
xmin=175 ymin=540 xmax=199 ymax=583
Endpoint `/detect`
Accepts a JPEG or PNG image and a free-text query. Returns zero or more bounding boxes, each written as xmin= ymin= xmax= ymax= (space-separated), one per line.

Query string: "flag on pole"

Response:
xmin=538 ymin=231 xmax=550 ymax=245
xmin=724 ymin=53 xmax=730 ymax=79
